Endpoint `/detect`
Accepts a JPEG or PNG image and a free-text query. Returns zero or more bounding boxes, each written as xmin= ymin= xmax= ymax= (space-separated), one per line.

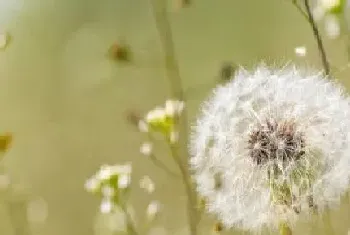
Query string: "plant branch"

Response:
xmin=289 ymin=0 xmax=309 ymax=21
xmin=149 ymin=153 xmax=181 ymax=178
xmin=169 ymin=144 xmax=198 ymax=235
xmin=149 ymin=0 xmax=198 ymax=235
xmin=303 ymin=0 xmax=331 ymax=75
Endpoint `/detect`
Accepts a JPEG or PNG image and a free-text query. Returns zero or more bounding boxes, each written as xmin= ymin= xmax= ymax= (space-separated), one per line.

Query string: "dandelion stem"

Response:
xmin=149 ymin=0 xmax=198 ymax=234
xmin=302 ymin=0 xmax=331 ymax=76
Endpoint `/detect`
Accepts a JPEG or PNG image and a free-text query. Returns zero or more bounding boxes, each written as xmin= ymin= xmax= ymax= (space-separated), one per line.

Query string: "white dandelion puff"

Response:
xmin=189 ymin=64 xmax=350 ymax=232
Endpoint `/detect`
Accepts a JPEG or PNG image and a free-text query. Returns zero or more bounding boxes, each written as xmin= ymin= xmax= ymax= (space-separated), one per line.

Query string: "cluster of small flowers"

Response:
xmin=138 ymin=99 xmax=185 ymax=147
xmin=85 ymin=163 xmax=132 ymax=214
xmin=313 ymin=0 xmax=345 ymax=39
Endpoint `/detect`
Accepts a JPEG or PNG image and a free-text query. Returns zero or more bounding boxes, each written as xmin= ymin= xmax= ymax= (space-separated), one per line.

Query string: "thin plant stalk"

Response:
xmin=148 ymin=0 xmax=198 ymax=235
xmin=120 ymin=203 xmax=138 ymax=235
xmin=302 ymin=0 xmax=331 ymax=76
xmin=169 ymin=144 xmax=198 ymax=235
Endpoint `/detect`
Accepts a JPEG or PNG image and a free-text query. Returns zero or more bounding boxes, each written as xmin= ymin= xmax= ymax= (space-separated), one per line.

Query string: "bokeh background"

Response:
xmin=0 ymin=0 xmax=350 ymax=234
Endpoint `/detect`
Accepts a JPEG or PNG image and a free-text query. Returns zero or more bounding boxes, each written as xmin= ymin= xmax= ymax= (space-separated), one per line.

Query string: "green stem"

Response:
xmin=170 ymin=144 xmax=198 ymax=235
xmin=119 ymin=203 xmax=138 ymax=235
xmin=149 ymin=154 xmax=181 ymax=178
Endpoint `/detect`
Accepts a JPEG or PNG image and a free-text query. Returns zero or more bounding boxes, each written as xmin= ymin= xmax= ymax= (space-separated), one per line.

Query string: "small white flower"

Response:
xmin=139 ymin=175 xmax=155 ymax=193
xmin=165 ymin=100 xmax=185 ymax=117
xmin=319 ymin=0 xmax=342 ymax=11
xmin=190 ymin=64 xmax=350 ymax=232
xmin=146 ymin=200 xmax=161 ymax=221
xmin=140 ymin=142 xmax=153 ymax=156
xmin=146 ymin=107 xmax=166 ymax=123
xmin=97 ymin=165 xmax=114 ymax=181
xmin=294 ymin=46 xmax=306 ymax=57
xmin=325 ymin=14 xmax=340 ymax=39
xmin=138 ymin=120 xmax=149 ymax=133
xmin=101 ymin=186 xmax=115 ymax=197
xmin=118 ymin=173 xmax=131 ymax=189
xmin=100 ymin=198 xmax=114 ymax=214
xmin=84 ymin=178 xmax=100 ymax=192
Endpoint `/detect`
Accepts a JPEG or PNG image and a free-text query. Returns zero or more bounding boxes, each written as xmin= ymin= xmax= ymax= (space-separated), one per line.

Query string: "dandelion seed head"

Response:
xmin=190 ymin=64 xmax=350 ymax=231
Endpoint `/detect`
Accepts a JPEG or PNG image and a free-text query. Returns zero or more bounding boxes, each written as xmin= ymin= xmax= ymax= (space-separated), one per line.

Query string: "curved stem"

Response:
xmin=303 ymin=0 xmax=331 ymax=76
xmin=149 ymin=153 xmax=181 ymax=178
xmin=120 ymin=203 xmax=138 ymax=235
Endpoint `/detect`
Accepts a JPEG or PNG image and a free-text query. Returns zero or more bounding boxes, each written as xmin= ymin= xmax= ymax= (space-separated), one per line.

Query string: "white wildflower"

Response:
xmin=324 ymin=14 xmax=341 ymax=39
xmin=190 ymin=65 xmax=350 ymax=232
xmin=140 ymin=142 xmax=153 ymax=156
xmin=138 ymin=120 xmax=149 ymax=133
xmin=146 ymin=107 xmax=166 ymax=123
xmin=319 ymin=0 xmax=342 ymax=12
xmin=146 ymin=200 xmax=161 ymax=221
xmin=165 ymin=100 xmax=185 ymax=117
xmin=101 ymin=186 xmax=115 ymax=197
xmin=100 ymin=198 xmax=114 ymax=214
xmin=294 ymin=46 xmax=306 ymax=57
xmin=139 ymin=175 xmax=155 ymax=193
xmin=84 ymin=178 xmax=100 ymax=193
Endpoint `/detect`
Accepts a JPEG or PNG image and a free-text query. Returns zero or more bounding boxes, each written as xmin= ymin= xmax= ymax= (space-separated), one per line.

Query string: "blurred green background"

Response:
xmin=0 ymin=0 xmax=350 ymax=234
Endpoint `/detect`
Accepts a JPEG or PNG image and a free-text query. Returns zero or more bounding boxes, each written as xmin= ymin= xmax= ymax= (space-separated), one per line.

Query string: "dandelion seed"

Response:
xmin=190 ymin=64 xmax=350 ymax=232
xmin=139 ymin=175 xmax=155 ymax=193
xmin=294 ymin=46 xmax=307 ymax=57
xmin=140 ymin=142 xmax=153 ymax=156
